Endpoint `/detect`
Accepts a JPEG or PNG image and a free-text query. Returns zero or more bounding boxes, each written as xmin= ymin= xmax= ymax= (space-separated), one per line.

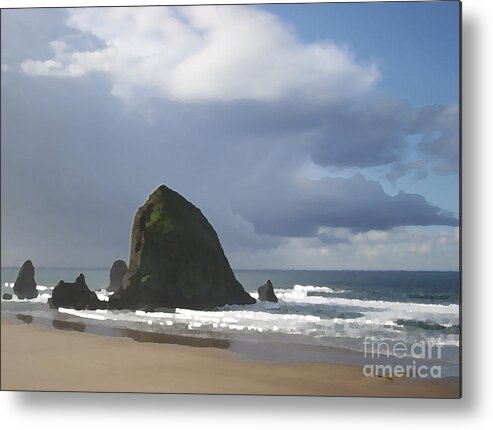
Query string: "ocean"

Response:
xmin=1 ymin=268 xmax=460 ymax=377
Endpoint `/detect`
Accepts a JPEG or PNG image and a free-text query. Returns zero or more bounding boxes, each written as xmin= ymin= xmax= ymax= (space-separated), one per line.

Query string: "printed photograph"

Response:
xmin=0 ymin=1 xmax=460 ymax=397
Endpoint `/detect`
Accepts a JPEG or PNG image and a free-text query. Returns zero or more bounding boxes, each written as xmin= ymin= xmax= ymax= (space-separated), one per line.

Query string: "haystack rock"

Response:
xmin=107 ymin=260 xmax=127 ymax=293
xmin=257 ymin=280 xmax=278 ymax=302
xmin=110 ymin=185 xmax=256 ymax=310
xmin=50 ymin=273 xmax=103 ymax=310
xmin=13 ymin=260 xmax=38 ymax=299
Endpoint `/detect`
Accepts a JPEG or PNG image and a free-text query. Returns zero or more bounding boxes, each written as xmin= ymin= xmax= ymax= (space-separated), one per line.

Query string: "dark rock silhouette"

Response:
xmin=257 ymin=280 xmax=278 ymax=302
xmin=2 ymin=293 xmax=13 ymax=301
xmin=13 ymin=260 xmax=38 ymax=299
xmin=107 ymin=260 xmax=127 ymax=293
xmin=110 ymin=185 xmax=256 ymax=310
xmin=50 ymin=274 xmax=103 ymax=310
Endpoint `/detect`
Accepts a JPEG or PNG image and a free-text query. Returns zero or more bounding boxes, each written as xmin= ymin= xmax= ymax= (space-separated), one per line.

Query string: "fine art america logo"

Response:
xmin=362 ymin=338 xmax=443 ymax=379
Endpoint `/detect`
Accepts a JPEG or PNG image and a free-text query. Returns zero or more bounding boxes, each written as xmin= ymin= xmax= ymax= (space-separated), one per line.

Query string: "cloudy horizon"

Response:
xmin=1 ymin=3 xmax=460 ymax=270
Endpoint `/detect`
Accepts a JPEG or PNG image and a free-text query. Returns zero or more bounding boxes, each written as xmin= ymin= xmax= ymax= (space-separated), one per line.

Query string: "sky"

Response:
xmin=0 ymin=2 xmax=460 ymax=270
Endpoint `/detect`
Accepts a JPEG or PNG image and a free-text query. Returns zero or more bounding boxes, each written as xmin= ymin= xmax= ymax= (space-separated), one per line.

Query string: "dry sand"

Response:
xmin=0 ymin=319 xmax=460 ymax=397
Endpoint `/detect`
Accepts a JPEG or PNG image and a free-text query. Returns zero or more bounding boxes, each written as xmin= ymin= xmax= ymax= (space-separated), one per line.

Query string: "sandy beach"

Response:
xmin=0 ymin=319 xmax=459 ymax=397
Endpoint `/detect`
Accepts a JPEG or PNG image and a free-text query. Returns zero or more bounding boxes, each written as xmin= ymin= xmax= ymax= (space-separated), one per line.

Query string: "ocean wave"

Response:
xmin=395 ymin=319 xmax=460 ymax=334
xmin=48 ymin=302 xmax=458 ymax=347
xmin=2 ymin=280 xmax=459 ymax=349
xmin=277 ymin=285 xmax=459 ymax=314
xmin=406 ymin=293 xmax=454 ymax=301
xmin=293 ymin=284 xmax=342 ymax=294
xmin=2 ymin=292 xmax=51 ymax=304
xmin=58 ymin=308 xmax=107 ymax=320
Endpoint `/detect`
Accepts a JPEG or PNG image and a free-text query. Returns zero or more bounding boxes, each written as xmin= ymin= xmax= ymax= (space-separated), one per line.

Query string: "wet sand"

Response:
xmin=0 ymin=319 xmax=460 ymax=397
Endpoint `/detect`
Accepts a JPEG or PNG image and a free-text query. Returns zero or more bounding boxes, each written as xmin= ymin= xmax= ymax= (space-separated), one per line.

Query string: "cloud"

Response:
xmin=232 ymin=173 xmax=458 ymax=237
xmin=414 ymin=103 xmax=460 ymax=175
xmin=350 ymin=226 xmax=459 ymax=246
xmin=317 ymin=231 xmax=351 ymax=245
xmin=1 ymin=66 xmax=457 ymax=267
xmin=308 ymin=98 xmax=459 ymax=173
xmin=17 ymin=6 xmax=458 ymax=176
xmin=313 ymin=225 xmax=459 ymax=247
xmin=2 ymin=7 xmax=459 ymax=271
xmin=309 ymin=98 xmax=411 ymax=168
xmin=146 ymin=94 xmax=458 ymax=181
xmin=20 ymin=6 xmax=380 ymax=102
xmin=386 ymin=159 xmax=429 ymax=183
xmin=419 ymin=130 xmax=459 ymax=175
xmin=231 ymin=226 xmax=459 ymax=270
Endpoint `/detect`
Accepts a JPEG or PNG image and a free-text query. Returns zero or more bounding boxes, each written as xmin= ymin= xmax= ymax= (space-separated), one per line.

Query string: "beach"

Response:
xmin=0 ymin=320 xmax=460 ymax=397
xmin=0 ymin=269 xmax=461 ymax=368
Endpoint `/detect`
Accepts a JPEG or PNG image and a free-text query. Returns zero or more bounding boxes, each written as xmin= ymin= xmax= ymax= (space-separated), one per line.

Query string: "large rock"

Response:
xmin=50 ymin=274 xmax=103 ymax=310
xmin=107 ymin=260 xmax=127 ymax=293
xmin=13 ymin=260 xmax=38 ymax=299
xmin=257 ymin=280 xmax=278 ymax=302
xmin=110 ymin=185 xmax=256 ymax=310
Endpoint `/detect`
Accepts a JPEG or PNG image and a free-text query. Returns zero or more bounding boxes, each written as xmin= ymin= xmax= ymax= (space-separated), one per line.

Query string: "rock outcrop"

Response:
xmin=107 ymin=260 xmax=127 ymax=293
xmin=258 ymin=280 xmax=278 ymax=302
xmin=13 ymin=260 xmax=38 ymax=299
xmin=110 ymin=185 xmax=256 ymax=310
xmin=2 ymin=293 xmax=13 ymax=301
xmin=50 ymin=274 xmax=103 ymax=310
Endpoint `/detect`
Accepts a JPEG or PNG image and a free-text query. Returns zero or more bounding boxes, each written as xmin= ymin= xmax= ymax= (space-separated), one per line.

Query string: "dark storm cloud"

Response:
xmin=0 ymin=9 xmax=458 ymax=268
xmin=1 ymin=73 xmax=139 ymax=266
xmin=309 ymin=98 xmax=411 ymax=168
xmin=1 ymin=70 xmax=289 ymax=266
xmin=418 ymin=130 xmax=459 ymax=175
xmin=1 ymin=68 xmax=458 ymax=266
xmin=386 ymin=160 xmax=429 ymax=183
xmin=146 ymin=96 xmax=459 ymax=176
xmin=231 ymin=173 xmax=458 ymax=237
xmin=317 ymin=232 xmax=351 ymax=245
xmin=158 ymin=94 xmax=458 ymax=176
xmin=307 ymin=98 xmax=459 ymax=174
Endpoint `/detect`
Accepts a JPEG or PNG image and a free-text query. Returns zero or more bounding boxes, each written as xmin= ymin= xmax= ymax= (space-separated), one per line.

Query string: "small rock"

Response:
xmin=258 ymin=280 xmax=278 ymax=302
xmin=51 ymin=273 xmax=104 ymax=310
xmin=107 ymin=260 xmax=128 ymax=293
xmin=13 ymin=260 xmax=38 ymax=299
xmin=2 ymin=293 xmax=13 ymax=300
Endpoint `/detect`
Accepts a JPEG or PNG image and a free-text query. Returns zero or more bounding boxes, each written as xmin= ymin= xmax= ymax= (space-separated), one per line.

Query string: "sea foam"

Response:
xmin=1 ymin=281 xmax=460 ymax=349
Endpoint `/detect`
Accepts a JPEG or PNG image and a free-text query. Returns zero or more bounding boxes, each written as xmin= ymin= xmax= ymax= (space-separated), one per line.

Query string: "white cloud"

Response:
xmin=229 ymin=227 xmax=459 ymax=270
xmin=22 ymin=59 xmax=63 ymax=76
xmin=20 ymin=6 xmax=380 ymax=102
xmin=317 ymin=226 xmax=459 ymax=247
